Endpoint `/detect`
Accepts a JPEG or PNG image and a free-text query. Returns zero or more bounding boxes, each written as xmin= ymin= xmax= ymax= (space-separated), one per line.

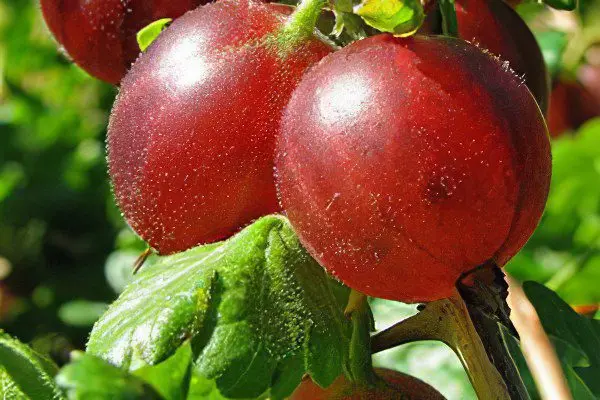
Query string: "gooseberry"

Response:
xmin=108 ymin=0 xmax=332 ymax=254
xmin=421 ymin=0 xmax=549 ymax=112
xmin=290 ymin=369 xmax=445 ymax=400
xmin=41 ymin=0 xmax=206 ymax=84
xmin=276 ymin=34 xmax=551 ymax=302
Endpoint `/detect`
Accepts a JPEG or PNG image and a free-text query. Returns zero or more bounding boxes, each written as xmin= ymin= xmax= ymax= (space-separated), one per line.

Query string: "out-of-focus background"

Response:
xmin=0 ymin=0 xmax=599 ymax=398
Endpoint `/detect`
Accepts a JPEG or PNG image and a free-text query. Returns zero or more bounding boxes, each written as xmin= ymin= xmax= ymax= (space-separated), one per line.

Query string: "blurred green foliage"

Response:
xmin=506 ymin=119 xmax=600 ymax=305
xmin=0 ymin=0 xmax=132 ymax=351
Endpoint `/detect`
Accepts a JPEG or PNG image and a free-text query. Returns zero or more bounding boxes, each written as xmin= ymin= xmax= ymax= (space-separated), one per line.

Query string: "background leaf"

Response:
xmin=535 ymin=30 xmax=569 ymax=78
xmin=87 ymin=216 xmax=352 ymax=399
xmin=55 ymin=353 xmax=162 ymax=400
xmin=498 ymin=325 xmax=541 ymax=400
xmin=506 ymin=119 xmax=600 ymax=306
xmin=524 ymin=281 xmax=600 ymax=397
xmin=0 ymin=330 xmax=62 ymax=400
xmin=58 ymin=300 xmax=108 ymax=327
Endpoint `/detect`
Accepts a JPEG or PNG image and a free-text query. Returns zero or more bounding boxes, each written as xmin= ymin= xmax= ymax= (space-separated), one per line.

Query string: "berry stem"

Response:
xmin=457 ymin=265 xmax=530 ymax=400
xmin=438 ymin=0 xmax=459 ymax=37
xmin=282 ymin=0 xmax=326 ymax=41
xmin=371 ymin=290 xmax=511 ymax=400
xmin=345 ymin=290 xmax=378 ymax=386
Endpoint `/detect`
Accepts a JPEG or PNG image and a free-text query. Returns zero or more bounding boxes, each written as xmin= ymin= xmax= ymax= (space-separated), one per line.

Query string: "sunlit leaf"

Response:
xmin=87 ymin=216 xmax=352 ymax=399
xmin=354 ymin=0 xmax=424 ymax=36
xmin=137 ymin=19 xmax=172 ymax=52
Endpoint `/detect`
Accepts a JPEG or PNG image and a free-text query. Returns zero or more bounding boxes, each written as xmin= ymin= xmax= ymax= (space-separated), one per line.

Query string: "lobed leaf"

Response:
xmin=87 ymin=216 xmax=352 ymax=399
xmin=132 ymin=342 xmax=194 ymax=400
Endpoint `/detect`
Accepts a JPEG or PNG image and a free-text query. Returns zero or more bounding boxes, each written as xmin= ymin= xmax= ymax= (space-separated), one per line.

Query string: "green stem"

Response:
xmin=438 ymin=0 xmax=459 ymax=38
xmin=345 ymin=290 xmax=378 ymax=386
xmin=371 ymin=290 xmax=511 ymax=400
xmin=282 ymin=0 xmax=327 ymax=40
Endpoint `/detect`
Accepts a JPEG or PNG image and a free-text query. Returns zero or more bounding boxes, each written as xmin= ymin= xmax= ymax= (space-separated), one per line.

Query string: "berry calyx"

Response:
xmin=108 ymin=0 xmax=332 ymax=254
xmin=276 ymin=34 xmax=551 ymax=302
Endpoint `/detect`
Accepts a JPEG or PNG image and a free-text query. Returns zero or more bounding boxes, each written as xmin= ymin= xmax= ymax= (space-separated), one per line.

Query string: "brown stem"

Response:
xmin=133 ymin=248 xmax=152 ymax=274
xmin=371 ymin=290 xmax=510 ymax=400
xmin=457 ymin=265 xmax=529 ymax=400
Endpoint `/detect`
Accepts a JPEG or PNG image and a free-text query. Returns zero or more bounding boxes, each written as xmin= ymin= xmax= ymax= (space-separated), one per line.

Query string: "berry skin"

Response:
xmin=421 ymin=0 xmax=549 ymax=113
xmin=290 ymin=369 xmax=445 ymax=400
xmin=547 ymin=79 xmax=600 ymax=137
xmin=41 ymin=0 xmax=206 ymax=84
xmin=108 ymin=0 xmax=332 ymax=254
xmin=276 ymin=35 xmax=551 ymax=302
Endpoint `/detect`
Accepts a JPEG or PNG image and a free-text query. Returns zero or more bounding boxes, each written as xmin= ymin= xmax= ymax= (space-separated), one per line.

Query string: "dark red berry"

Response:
xmin=276 ymin=35 xmax=551 ymax=302
xmin=547 ymin=78 xmax=600 ymax=137
xmin=421 ymin=0 xmax=549 ymax=113
xmin=108 ymin=0 xmax=332 ymax=254
xmin=41 ymin=0 xmax=207 ymax=84
xmin=290 ymin=369 xmax=445 ymax=400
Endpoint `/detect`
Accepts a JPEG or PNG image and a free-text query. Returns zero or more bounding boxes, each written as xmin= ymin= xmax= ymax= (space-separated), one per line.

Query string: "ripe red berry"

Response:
xmin=547 ymin=79 xmax=600 ymax=137
xmin=276 ymin=35 xmax=551 ymax=302
xmin=108 ymin=0 xmax=332 ymax=254
xmin=421 ymin=0 xmax=549 ymax=113
xmin=41 ymin=0 xmax=206 ymax=84
xmin=290 ymin=369 xmax=445 ymax=400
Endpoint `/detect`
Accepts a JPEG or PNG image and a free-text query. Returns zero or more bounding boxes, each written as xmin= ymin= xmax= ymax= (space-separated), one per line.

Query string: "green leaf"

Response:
xmin=137 ymin=19 xmax=172 ymax=52
xmin=354 ymin=0 xmax=424 ymax=36
xmin=498 ymin=325 xmax=541 ymax=399
xmin=523 ymin=281 xmax=600 ymax=397
xmin=87 ymin=216 xmax=352 ymax=399
xmin=55 ymin=353 xmax=162 ymax=400
xmin=187 ymin=368 xmax=229 ymax=400
xmin=332 ymin=11 xmax=368 ymax=42
xmin=0 ymin=330 xmax=62 ymax=400
xmin=133 ymin=342 xmax=194 ymax=400
xmin=0 ymin=162 xmax=25 ymax=203
xmin=535 ymin=30 xmax=568 ymax=78
xmin=330 ymin=0 xmax=368 ymax=42
xmin=543 ymin=0 xmax=577 ymax=11
xmin=58 ymin=300 xmax=108 ymax=327
xmin=1 ymin=367 xmax=28 ymax=400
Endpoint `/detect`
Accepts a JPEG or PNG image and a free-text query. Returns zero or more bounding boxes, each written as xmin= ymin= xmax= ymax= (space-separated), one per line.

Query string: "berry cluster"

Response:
xmin=43 ymin=0 xmax=551 ymax=303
